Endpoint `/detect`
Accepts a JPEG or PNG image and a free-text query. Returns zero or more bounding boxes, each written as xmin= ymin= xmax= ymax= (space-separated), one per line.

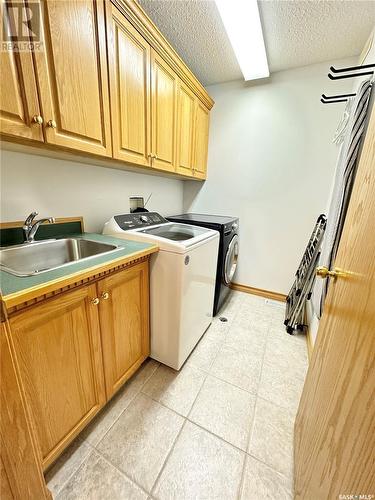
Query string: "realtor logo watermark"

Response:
xmin=1 ymin=1 xmax=42 ymax=51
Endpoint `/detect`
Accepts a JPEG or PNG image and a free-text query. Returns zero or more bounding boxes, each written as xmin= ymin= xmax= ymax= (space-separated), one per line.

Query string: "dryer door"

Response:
xmin=224 ymin=234 xmax=239 ymax=284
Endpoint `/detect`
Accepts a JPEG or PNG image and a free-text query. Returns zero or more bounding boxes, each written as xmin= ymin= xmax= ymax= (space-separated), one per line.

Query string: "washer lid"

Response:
xmin=136 ymin=223 xmax=218 ymax=252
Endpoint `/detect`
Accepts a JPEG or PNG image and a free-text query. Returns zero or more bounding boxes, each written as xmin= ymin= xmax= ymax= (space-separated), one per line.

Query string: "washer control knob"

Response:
xmin=232 ymin=223 xmax=238 ymax=231
xmin=140 ymin=215 xmax=148 ymax=223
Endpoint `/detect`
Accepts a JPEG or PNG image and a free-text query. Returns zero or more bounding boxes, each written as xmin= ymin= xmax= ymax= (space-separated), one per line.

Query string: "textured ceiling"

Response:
xmin=139 ymin=0 xmax=375 ymax=86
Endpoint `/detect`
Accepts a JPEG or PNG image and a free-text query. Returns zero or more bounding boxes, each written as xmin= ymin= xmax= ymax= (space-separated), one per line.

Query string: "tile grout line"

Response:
xmin=55 ymin=294 xmax=291 ymax=499
xmin=132 ymin=392 xmax=256 ymax=458
xmin=52 ymin=361 xmax=159 ymax=497
xmin=149 ymin=419 xmax=189 ymax=498
xmin=86 ymin=360 xmax=160 ymax=447
xmin=46 ymin=437 xmax=91 ymax=498
xmin=53 ymin=447 xmax=97 ymax=500
xmin=140 ymin=367 xmax=209 ymax=419
xmin=246 ymin=451 xmax=294 ymax=484
xmin=87 ymin=445 xmax=151 ymax=497
xmin=236 ymin=307 xmax=274 ymax=500
xmin=237 ymin=453 xmax=249 ymax=500
xmin=256 ymin=393 xmax=299 ymax=416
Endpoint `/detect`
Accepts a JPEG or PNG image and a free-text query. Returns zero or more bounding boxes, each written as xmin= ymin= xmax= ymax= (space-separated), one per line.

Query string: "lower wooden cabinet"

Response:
xmin=1 ymin=321 xmax=51 ymax=500
xmin=6 ymin=261 xmax=150 ymax=471
xmin=97 ymin=261 xmax=150 ymax=398
xmin=9 ymin=284 xmax=106 ymax=469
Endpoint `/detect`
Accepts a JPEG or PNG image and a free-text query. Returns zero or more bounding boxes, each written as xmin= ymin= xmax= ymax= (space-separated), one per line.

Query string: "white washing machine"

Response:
xmin=103 ymin=212 xmax=219 ymax=370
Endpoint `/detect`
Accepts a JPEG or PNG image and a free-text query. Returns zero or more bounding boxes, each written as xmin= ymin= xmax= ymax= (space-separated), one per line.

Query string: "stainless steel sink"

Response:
xmin=0 ymin=238 xmax=120 ymax=277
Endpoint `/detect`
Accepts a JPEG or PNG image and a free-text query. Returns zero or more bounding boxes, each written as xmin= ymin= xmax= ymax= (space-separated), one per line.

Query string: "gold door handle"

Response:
xmin=101 ymin=292 xmax=110 ymax=300
xmin=91 ymin=297 xmax=100 ymax=306
xmin=32 ymin=115 xmax=43 ymax=125
xmin=316 ymin=266 xmax=346 ymax=280
xmin=47 ymin=119 xmax=57 ymax=129
xmin=154 ymin=154 xmax=158 ymax=159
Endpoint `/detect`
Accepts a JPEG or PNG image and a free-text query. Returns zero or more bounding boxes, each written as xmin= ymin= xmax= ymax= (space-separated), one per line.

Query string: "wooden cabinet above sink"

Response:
xmin=0 ymin=0 xmax=214 ymax=180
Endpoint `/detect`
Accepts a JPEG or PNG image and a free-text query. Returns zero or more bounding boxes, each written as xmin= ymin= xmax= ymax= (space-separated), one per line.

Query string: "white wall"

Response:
xmin=0 ymin=150 xmax=184 ymax=232
xmin=183 ymin=58 xmax=355 ymax=294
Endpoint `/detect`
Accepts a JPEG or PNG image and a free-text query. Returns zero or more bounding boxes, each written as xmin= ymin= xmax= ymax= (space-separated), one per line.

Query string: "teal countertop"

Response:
xmin=0 ymin=233 xmax=156 ymax=298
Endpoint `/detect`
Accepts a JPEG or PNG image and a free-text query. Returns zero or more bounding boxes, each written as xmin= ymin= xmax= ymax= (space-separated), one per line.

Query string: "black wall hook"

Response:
xmin=322 ymin=93 xmax=356 ymax=100
xmin=321 ymin=98 xmax=348 ymax=104
xmin=330 ymin=63 xmax=375 ymax=73
xmin=328 ymin=63 xmax=374 ymax=81
xmin=328 ymin=71 xmax=374 ymax=80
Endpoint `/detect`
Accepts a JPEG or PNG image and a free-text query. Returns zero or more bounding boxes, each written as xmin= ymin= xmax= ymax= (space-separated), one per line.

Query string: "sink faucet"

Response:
xmin=23 ymin=211 xmax=56 ymax=243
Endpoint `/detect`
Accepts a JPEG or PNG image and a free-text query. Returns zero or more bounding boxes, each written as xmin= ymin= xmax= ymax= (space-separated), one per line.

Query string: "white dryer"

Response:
xmin=103 ymin=212 xmax=219 ymax=370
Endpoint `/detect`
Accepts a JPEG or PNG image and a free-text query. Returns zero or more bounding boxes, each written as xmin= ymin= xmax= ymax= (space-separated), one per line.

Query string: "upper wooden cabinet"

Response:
xmin=32 ymin=0 xmax=112 ymax=156
xmin=151 ymin=49 xmax=178 ymax=172
xmin=194 ymin=101 xmax=210 ymax=179
xmin=9 ymin=284 xmax=106 ymax=469
xmin=0 ymin=0 xmax=43 ymax=141
xmin=0 ymin=0 xmax=213 ymax=179
xmin=97 ymin=261 xmax=150 ymax=398
xmin=176 ymin=81 xmax=195 ymax=176
xmin=106 ymin=2 xmax=151 ymax=166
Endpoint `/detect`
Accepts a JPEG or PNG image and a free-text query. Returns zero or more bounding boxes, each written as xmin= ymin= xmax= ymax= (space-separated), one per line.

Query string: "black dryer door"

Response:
xmin=224 ymin=234 xmax=239 ymax=284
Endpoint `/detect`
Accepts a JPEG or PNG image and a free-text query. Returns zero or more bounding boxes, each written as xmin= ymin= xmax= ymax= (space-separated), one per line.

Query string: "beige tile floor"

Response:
xmin=46 ymin=291 xmax=308 ymax=500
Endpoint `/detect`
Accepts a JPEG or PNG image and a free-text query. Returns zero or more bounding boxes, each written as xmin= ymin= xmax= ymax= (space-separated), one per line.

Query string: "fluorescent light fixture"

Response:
xmin=215 ymin=0 xmax=269 ymax=81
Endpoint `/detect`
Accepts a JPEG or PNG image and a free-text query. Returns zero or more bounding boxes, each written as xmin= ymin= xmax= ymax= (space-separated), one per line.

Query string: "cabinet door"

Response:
xmin=32 ymin=0 xmax=112 ymax=156
xmin=0 ymin=0 xmax=43 ymax=141
xmin=97 ymin=262 xmax=150 ymax=399
xmin=193 ymin=101 xmax=210 ymax=179
xmin=9 ymin=285 xmax=106 ymax=470
xmin=151 ymin=49 xmax=178 ymax=172
xmin=176 ymin=81 xmax=195 ymax=176
xmin=1 ymin=322 xmax=50 ymax=500
xmin=106 ymin=3 xmax=151 ymax=167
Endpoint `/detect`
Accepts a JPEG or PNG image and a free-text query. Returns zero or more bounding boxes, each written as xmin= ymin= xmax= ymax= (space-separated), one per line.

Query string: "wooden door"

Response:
xmin=0 ymin=0 xmax=43 ymax=141
xmin=176 ymin=80 xmax=195 ymax=176
xmin=106 ymin=3 xmax=151 ymax=167
xmin=32 ymin=0 xmax=112 ymax=156
xmin=9 ymin=285 xmax=106 ymax=470
xmin=151 ymin=49 xmax=178 ymax=172
xmin=294 ymin=102 xmax=375 ymax=498
xmin=193 ymin=101 xmax=210 ymax=179
xmin=97 ymin=262 xmax=150 ymax=399
xmin=0 ymin=456 xmax=13 ymax=500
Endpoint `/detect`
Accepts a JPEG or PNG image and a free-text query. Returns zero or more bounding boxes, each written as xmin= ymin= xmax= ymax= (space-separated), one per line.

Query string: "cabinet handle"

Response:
xmin=32 ymin=115 xmax=43 ymax=125
xmin=47 ymin=119 xmax=57 ymax=129
xmin=101 ymin=292 xmax=110 ymax=300
xmin=91 ymin=297 xmax=100 ymax=306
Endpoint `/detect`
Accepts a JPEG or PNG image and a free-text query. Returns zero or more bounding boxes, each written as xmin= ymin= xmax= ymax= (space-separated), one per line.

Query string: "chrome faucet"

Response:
xmin=23 ymin=211 xmax=56 ymax=243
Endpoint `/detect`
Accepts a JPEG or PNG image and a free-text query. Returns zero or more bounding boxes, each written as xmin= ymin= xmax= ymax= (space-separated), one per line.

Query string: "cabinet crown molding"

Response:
xmin=111 ymin=0 xmax=214 ymax=110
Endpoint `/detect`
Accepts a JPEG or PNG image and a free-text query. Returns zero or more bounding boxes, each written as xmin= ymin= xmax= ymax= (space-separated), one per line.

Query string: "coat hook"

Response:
xmin=322 ymin=93 xmax=356 ymax=100
xmin=330 ymin=63 xmax=375 ymax=74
